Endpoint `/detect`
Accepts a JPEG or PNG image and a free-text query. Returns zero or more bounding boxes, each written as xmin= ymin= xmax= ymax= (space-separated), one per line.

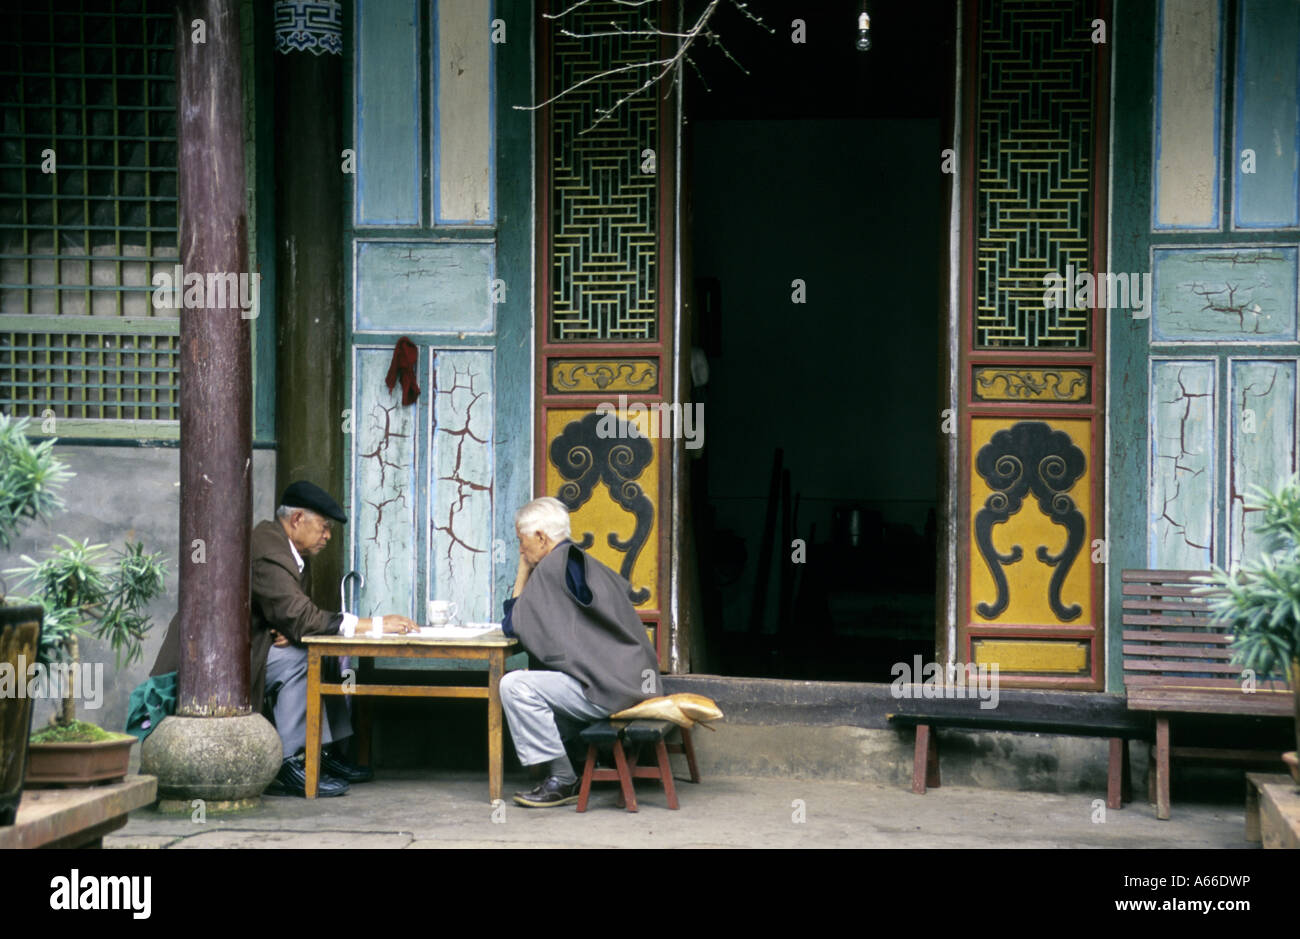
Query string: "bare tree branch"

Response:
xmin=515 ymin=0 xmax=772 ymax=134
xmin=544 ymin=0 xmax=657 ymax=20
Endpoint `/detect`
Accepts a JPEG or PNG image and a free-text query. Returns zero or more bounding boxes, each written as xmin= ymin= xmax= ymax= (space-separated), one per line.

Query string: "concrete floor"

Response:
xmin=107 ymin=769 xmax=1253 ymax=849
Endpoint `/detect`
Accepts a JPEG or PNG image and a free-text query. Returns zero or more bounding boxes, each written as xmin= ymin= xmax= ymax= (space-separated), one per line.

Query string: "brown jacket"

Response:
xmin=249 ymin=518 xmax=342 ymax=709
xmin=148 ymin=521 xmax=342 ymax=710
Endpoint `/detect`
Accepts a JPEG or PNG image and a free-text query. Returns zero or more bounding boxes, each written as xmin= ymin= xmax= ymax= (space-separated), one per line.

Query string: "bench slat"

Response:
xmin=1122 ymin=643 xmax=1233 ymax=660
xmin=1121 ymin=628 xmax=1231 ymax=643
xmin=1169 ymin=747 xmax=1287 ymax=763
xmin=1126 ymin=688 xmax=1293 ymax=715
xmin=886 ymin=713 xmax=1145 ymax=737
xmin=1125 ymin=674 xmax=1250 ymax=688
xmin=1121 ymin=598 xmax=1212 ymax=612
xmin=1121 ymin=614 xmax=1219 ymax=627
xmin=1126 ymin=673 xmax=1290 ymax=689
xmin=1124 ymin=660 xmax=1242 ymax=674
xmin=1121 ymin=583 xmax=1209 ymax=597
xmin=1121 ymin=570 xmax=1209 ymax=583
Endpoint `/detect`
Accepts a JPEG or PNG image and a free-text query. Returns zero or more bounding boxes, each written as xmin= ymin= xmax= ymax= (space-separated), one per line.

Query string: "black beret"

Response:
xmin=280 ymin=480 xmax=347 ymax=524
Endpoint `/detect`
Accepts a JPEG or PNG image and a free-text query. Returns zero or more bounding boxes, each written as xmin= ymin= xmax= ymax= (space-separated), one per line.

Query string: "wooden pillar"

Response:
xmin=175 ymin=0 xmax=253 ymax=715
xmin=272 ymin=0 xmax=345 ymax=606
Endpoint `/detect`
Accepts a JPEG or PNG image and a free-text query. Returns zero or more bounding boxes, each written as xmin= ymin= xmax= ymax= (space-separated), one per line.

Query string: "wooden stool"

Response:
xmin=576 ymin=719 xmax=701 ymax=812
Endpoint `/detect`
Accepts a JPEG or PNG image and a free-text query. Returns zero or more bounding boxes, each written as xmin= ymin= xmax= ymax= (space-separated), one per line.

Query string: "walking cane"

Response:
xmin=341 ymin=570 xmax=364 ymax=616
xmin=337 ymin=571 xmax=364 ymax=684
xmin=339 ymin=569 xmax=368 ymax=764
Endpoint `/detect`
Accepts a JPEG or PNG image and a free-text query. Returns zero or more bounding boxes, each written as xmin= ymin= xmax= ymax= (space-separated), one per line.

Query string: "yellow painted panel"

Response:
xmin=550 ymin=359 xmax=658 ymax=393
xmin=545 ymin=407 xmax=659 ymax=609
xmin=972 ymin=368 xmax=1089 ymax=402
xmin=969 ymin=418 xmax=1092 ymax=625
xmin=972 ymin=639 xmax=1088 ymax=674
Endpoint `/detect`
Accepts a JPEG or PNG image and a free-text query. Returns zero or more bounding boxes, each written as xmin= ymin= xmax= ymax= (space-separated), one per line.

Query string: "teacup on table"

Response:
xmin=426 ymin=600 xmax=459 ymax=626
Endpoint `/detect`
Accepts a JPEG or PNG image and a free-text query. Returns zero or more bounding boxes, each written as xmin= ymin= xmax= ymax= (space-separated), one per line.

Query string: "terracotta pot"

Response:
xmin=24 ymin=734 xmax=134 ymax=787
xmin=0 ymin=603 xmax=43 ymax=825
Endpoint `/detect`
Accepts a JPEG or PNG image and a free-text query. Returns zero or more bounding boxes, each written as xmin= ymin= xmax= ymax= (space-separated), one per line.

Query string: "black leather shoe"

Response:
xmin=513 ymin=775 xmax=580 ymax=808
xmin=264 ymin=755 xmax=350 ymax=798
xmin=321 ymin=749 xmax=374 ymax=784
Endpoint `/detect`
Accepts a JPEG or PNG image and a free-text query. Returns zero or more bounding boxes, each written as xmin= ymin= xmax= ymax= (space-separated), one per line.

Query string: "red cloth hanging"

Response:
xmin=385 ymin=336 xmax=421 ymax=405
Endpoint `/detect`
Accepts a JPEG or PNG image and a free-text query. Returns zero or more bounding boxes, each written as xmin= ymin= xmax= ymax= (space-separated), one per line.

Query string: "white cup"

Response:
xmin=426 ymin=600 xmax=459 ymax=625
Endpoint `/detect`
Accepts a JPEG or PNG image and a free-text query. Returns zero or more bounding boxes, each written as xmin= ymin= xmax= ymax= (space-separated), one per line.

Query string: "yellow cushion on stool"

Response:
xmin=610 ymin=693 xmax=724 ymax=728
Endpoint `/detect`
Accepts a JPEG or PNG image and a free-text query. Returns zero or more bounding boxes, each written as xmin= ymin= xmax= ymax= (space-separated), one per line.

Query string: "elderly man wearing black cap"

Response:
xmin=255 ymin=480 xmax=418 ymax=797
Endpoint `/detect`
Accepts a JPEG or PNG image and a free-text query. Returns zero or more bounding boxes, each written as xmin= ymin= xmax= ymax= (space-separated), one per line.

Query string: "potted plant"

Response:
xmin=0 ymin=415 xmax=70 ymax=820
xmin=1201 ymin=476 xmax=1300 ymax=784
xmin=0 ymin=416 xmax=168 ymax=787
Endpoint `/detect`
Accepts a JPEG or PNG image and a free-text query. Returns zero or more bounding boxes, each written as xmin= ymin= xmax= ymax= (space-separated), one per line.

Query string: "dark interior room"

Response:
xmin=684 ymin=0 xmax=955 ymax=680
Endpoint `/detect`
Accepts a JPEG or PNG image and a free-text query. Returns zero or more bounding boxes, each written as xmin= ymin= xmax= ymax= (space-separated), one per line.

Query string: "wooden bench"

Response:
xmin=1121 ymin=569 xmax=1294 ymax=820
xmin=887 ymin=698 xmax=1147 ymax=809
xmin=0 ymin=775 xmax=157 ymax=849
xmin=1244 ymin=772 xmax=1300 ymax=848
xmin=576 ymin=719 xmax=700 ymax=812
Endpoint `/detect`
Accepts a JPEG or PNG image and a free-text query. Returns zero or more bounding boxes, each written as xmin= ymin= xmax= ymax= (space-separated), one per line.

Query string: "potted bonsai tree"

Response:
xmin=1201 ymin=476 xmax=1300 ymax=783
xmin=0 ymin=415 xmax=69 ymax=821
xmin=0 ymin=416 xmax=167 ymax=786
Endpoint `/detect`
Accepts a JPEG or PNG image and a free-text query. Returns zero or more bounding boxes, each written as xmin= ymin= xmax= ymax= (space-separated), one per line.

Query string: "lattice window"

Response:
xmin=975 ymin=0 xmax=1094 ymax=349
xmin=0 ymin=0 xmax=179 ymax=436
xmin=549 ymin=0 xmax=659 ymax=343
xmin=0 ymin=328 xmax=179 ymax=422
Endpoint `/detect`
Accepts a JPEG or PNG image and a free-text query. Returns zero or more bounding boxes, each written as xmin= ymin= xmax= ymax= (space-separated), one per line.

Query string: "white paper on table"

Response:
xmin=415 ymin=623 xmax=504 ymax=639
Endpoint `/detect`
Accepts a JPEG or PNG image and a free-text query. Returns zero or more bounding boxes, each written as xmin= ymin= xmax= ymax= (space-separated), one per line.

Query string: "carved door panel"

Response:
xmin=535 ymin=0 xmax=678 ymax=664
xmin=957 ymin=0 xmax=1110 ymax=689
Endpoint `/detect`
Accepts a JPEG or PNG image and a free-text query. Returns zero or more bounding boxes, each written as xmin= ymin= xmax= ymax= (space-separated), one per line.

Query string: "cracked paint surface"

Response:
xmin=1150 ymin=361 xmax=1214 ymax=568
xmin=353 ymin=349 xmax=418 ymax=619
xmin=1153 ymin=246 xmax=1298 ymax=341
xmin=429 ymin=350 xmax=493 ymax=623
xmin=1229 ymin=360 xmax=1296 ymax=568
xmin=355 ymin=242 xmax=495 ymax=333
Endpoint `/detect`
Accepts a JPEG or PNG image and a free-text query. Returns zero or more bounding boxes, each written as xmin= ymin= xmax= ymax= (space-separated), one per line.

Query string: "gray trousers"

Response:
xmin=265 ymin=644 xmax=353 ymax=760
xmin=499 ymin=669 xmax=611 ymax=767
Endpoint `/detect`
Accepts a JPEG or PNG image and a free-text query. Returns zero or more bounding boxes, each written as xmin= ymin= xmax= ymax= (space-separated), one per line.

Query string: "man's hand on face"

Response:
xmin=513 ymin=526 xmax=557 ymax=598
xmin=512 ymin=551 xmax=536 ymax=599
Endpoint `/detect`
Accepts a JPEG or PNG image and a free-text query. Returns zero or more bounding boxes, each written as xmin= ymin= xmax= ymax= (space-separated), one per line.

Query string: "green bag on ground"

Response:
xmin=125 ymin=671 xmax=176 ymax=741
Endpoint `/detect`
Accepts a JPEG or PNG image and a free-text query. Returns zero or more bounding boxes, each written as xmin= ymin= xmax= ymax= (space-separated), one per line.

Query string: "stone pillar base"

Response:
xmin=141 ymin=713 xmax=281 ymax=803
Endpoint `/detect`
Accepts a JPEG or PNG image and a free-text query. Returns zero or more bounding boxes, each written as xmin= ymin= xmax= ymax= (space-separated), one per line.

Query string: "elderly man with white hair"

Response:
xmin=500 ymin=496 xmax=661 ymax=807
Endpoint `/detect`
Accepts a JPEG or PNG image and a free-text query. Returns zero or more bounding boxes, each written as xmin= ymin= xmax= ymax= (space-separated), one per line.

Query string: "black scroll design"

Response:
xmin=974 ymin=421 xmax=1086 ymax=621
xmin=549 ymin=412 xmax=654 ymax=604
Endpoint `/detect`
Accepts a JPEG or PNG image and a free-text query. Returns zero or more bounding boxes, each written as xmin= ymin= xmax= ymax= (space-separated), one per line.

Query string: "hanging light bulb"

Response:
xmin=856 ymin=9 xmax=872 ymax=51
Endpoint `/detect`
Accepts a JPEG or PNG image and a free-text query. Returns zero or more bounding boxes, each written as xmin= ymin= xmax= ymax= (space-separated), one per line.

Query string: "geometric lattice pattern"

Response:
xmin=976 ymin=0 xmax=1094 ymax=348
xmin=549 ymin=0 xmax=658 ymax=342
xmin=0 ymin=0 xmax=179 ymax=317
xmin=0 ymin=328 xmax=180 ymax=422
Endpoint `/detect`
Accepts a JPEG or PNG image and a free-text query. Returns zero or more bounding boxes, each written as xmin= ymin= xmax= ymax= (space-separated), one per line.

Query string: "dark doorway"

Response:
xmin=684 ymin=0 xmax=955 ymax=680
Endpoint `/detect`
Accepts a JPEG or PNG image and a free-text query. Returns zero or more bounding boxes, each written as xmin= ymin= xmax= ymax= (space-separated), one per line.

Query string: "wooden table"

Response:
xmin=0 ymin=775 xmax=157 ymax=849
xmin=302 ymin=634 xmax=517 ymax=803
xmin=1245 ymin=772 xmax=1300 ymax=848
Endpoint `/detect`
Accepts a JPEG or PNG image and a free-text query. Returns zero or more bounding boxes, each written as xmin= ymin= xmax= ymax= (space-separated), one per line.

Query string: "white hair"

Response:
xmin=514 ymin=497 xmax=571 ymax=542
xmin=276 ymin=504 xmax=322 ymax=522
